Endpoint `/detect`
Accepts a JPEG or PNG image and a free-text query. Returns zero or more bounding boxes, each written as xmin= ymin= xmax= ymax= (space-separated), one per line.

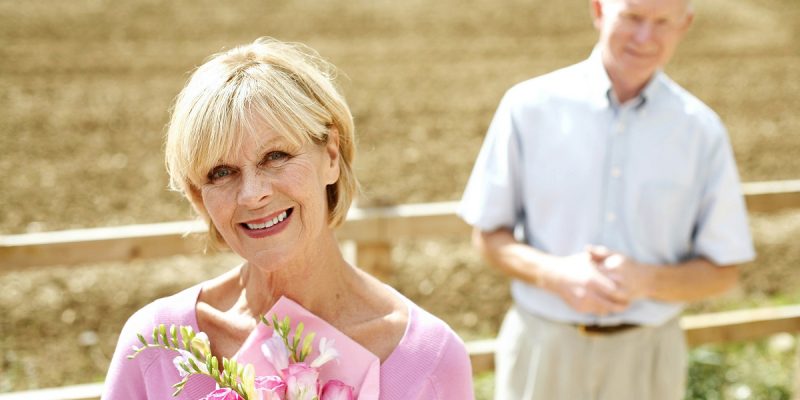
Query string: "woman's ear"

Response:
xmin=187 ymin=184 xmax=209 ymax=218
xmin=324 ymin=126 xmax=341 ymax=185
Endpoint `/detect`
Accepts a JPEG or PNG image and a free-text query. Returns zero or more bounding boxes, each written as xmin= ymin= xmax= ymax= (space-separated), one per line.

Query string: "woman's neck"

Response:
xmin=236 ymin=231 xmax=355 ymax=322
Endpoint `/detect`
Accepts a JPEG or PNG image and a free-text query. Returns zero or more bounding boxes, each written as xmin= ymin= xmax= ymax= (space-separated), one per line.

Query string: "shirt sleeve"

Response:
xmin=692 ymin=122 xmax=756 ymax=266
xmin=101 ymin=306 xmax=156 ymax=400
xmin=459 ymin=89 xmax=524 ymax=232
xmin=422 ymin=331 xmax=475 ymax=400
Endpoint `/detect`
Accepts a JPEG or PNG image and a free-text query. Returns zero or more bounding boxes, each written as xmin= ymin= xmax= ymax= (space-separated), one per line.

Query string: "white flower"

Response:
xmin=172 ymin=349 xmax=207 ymax=377
xmin=311 ymin=337 xmax=339 ymax=368
xmin=190 ymin=332 xmax=211 ymax=355
xmin=261 ymin=333 xmax=290 ymax=372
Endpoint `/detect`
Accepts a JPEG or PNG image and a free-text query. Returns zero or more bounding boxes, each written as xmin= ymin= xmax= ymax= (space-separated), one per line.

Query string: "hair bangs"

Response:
xmin=240 ymin=63 xmax=333 ymax=146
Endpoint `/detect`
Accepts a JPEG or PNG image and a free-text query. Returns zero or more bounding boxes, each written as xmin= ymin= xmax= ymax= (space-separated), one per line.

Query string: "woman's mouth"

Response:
xmin=240 ymin=208 xmax=293 ymax=237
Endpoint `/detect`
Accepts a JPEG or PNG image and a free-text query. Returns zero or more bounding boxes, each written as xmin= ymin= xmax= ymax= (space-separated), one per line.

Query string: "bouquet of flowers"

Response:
xmin=129 ymin=314 xmax=356 ymax=400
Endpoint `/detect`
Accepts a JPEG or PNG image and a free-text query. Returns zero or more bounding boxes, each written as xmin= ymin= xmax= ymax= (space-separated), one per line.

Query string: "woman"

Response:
xmin=102 ymin=38 xmax=473 ymax=399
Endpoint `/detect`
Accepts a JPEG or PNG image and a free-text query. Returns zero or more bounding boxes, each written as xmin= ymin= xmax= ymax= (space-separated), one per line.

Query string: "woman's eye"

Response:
xmin=264 ymin=151 xmax=290 ymax=164
xmin=208 ymin=166 xmax=233 ymax=182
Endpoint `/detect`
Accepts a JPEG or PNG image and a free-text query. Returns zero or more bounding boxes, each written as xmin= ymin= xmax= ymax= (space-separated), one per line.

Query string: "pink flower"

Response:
xmin=320 ymin=380 xmax=355 ymax=400
xmin=254 ymin=375 xmax=287 ymax=400
xmin=283 ymin=363 xmax=319 ymax=400
xmin=201 ymin=387 xmax=244 ymax=400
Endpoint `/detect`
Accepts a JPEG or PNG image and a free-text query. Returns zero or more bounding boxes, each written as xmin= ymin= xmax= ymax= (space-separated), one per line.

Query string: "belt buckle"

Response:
xmin=576 ymin=324 xmax=595 ymax=336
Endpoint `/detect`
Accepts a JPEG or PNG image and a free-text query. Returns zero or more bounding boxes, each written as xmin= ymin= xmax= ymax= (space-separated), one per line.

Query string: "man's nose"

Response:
xmin=633 ymin=21 xmax=656 ymax=43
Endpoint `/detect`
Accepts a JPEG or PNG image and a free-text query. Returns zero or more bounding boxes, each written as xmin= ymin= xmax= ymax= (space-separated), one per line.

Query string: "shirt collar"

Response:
xmin=586 ymin=47 xmax=664 ymax=112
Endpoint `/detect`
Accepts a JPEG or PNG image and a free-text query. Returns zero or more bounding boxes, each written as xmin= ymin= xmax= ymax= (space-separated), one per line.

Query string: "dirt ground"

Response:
xmin=1 ymin=0 xmax=798 ymax=393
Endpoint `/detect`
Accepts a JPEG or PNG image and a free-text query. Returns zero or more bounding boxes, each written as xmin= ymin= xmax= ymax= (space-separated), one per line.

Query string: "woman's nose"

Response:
xmin=237 ymin=170 xmax=272 ymax=208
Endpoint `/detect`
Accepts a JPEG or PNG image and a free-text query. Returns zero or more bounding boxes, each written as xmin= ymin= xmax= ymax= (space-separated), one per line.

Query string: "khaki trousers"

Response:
xmin=494 ymin=307 xmax=687 ymax=400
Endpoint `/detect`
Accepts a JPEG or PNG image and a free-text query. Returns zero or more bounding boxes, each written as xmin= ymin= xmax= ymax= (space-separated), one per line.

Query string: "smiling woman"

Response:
xmin=101 ymin=37 xmax=474 ymax=400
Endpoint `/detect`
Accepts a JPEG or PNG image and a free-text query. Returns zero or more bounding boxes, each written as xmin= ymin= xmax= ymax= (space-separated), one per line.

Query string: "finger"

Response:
xmin=587 ymin=245 xmax=611 ymax=263
xmin=586 ymin=292 xmax=629 ymax=315
xmin=590 ymin=276 xmax=631 ymax=305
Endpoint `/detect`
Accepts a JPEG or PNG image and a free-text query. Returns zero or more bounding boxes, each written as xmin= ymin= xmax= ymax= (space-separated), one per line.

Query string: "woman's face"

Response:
xmin=198 ymin=121 xmax=340 ymax=269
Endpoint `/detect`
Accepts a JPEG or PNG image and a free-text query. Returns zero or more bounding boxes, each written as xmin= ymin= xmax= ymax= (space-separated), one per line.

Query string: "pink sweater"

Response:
xmin=102 ymin=284 xmax=474 ymax=399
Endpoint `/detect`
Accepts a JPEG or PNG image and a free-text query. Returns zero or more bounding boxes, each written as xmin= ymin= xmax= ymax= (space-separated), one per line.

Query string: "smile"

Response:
xmin=241 ymin=208 xmax=293 ymax=234
xmin=244 ymin=210 xmax=290 ymax=230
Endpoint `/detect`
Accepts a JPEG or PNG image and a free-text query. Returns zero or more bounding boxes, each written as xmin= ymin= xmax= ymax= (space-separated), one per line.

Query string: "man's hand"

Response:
xmin=472 ymin=229 xmax=639 ymax=315
xmin=540 ymin=250 xmax=631 ymax=315
xmin=588 ymin=246 xmax=652 ymax=300
xmin=588 ymin=246 xmax=740 ymax=302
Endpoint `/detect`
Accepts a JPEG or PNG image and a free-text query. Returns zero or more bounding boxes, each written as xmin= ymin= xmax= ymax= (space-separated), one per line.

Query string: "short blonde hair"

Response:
xmin=165 ymin=37 xmax=358 ymax=248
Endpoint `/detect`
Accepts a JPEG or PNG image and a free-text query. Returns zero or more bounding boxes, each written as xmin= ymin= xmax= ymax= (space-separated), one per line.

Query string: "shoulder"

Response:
xmin=500 ymin=59 xmax=594 ymax=115
xmin=114 ymin=283 xmax=202 ymax=364
xmin=380 ymin=293 xmax=473 ymax=398
xmin=407 ymin=302 xmax=472 ymax=374
xmin=125 ymin=283 xmax=202 ymax=338
xmin=653 ymin=73 xmax=727 ymax=138
xmin=102 ymin=284 xmax=205 ymax=398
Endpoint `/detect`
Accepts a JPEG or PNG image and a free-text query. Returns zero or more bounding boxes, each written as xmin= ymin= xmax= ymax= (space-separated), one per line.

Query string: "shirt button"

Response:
xmin=614 ymin=122 xmax=625 ymax=134
xmin=611 ymin=167 xmax=622 ymax=178
xmin=606 ymin=212 xmax=617 ymax=222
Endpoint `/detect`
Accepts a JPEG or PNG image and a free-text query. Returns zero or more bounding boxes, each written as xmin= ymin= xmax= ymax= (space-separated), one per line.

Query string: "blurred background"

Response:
xmin=1 ymin=0 xmax=798 ymax=398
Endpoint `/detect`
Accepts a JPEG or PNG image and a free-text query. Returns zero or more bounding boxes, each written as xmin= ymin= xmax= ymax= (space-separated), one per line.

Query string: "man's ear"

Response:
xmin=590 ymin=0 xmax=605 ymax=30
xmin=324 ymin=126 xmax=341 ymax=185
xmin=680 ymin=8 xmax=695 ymax=34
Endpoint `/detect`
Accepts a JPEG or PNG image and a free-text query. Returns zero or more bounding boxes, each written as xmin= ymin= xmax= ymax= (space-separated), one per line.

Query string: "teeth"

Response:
xmin=246 ymin=211 xmax=288 ymax=230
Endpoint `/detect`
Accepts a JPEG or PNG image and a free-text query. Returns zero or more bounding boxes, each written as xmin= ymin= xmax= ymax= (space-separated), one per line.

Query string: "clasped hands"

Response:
xmin=542 ymin=246 xmax=651 ymax=316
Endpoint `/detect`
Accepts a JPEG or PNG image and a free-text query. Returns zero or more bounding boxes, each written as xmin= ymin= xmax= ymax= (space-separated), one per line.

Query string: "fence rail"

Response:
xmin=2 ymin=180 xmax=799 ymax=277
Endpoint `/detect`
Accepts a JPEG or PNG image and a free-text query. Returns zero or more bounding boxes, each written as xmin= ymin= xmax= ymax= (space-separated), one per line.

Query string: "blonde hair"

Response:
xmin=165 ymin=37 xmax=358 ymax=248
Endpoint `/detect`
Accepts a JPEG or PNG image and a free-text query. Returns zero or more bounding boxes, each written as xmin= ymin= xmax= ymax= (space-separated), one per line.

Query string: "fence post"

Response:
xmin=794 ymin=339 xmax=800 ymax=400
xmin=355 ymin=241 xmax=393 ymax=282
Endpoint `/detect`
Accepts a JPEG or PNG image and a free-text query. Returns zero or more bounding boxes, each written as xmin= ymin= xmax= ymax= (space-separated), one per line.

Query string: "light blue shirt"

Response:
xmin=459 ymin=51 xmax=755 ymax=326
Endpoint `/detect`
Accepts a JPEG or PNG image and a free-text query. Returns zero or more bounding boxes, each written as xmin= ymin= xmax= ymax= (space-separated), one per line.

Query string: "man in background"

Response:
xmin=459 ymin=0 xmax=755 ymax=398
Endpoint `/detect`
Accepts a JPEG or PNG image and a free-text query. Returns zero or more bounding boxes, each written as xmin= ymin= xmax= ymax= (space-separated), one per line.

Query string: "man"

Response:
xmin=459 ymin=0 xmax=755 ymax=399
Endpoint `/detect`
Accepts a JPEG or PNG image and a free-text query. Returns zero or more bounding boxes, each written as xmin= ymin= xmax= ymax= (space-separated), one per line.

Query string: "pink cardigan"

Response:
xmin=102 ymin=284 xmax=474 ymax=399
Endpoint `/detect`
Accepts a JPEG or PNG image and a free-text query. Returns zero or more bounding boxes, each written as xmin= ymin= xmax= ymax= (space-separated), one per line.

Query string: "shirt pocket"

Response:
xmin=632 ymin=179 xmax=697 ymax=263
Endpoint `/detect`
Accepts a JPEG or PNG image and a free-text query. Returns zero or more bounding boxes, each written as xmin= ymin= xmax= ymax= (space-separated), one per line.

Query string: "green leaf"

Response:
xmin=170 ymin=325 xmax=179 ymax=348
xmin=180 ymin=326 xmax=190 ymax=349
xmin=293 ymin=323 xmax=304 ymax=353
xmin=282 ymin=316 xmax=290 ymax=335
xmin=172 ymin=377 xmax=188 ymax=396
xmin=300 ymin=332 xmax=316 ymax=362
xmin=159 ymin=324 xmax=168 ymax=347
xmin=188 ymin=356 xmax=201 ymax=372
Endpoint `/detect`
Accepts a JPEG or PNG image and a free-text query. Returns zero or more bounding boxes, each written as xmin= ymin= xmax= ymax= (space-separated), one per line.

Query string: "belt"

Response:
xmin=575 ymin=323 xmax=640 ymax=335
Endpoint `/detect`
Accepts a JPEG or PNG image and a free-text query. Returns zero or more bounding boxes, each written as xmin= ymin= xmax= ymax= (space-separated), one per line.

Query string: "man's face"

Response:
xmin=593 ymin=0 xmax=693 ymax=85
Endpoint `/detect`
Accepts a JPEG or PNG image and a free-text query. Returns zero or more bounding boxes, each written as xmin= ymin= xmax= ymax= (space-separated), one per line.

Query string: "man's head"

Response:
xmin=591 ymin=0 xmax=693 ymax=97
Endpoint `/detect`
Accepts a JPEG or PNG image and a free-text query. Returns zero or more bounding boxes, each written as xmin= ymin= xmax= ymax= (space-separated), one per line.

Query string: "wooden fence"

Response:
xmin=1 ymin=179 xmax=800 ymax=399
xmin=3 ymin=180 xmax=800 ymax=279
